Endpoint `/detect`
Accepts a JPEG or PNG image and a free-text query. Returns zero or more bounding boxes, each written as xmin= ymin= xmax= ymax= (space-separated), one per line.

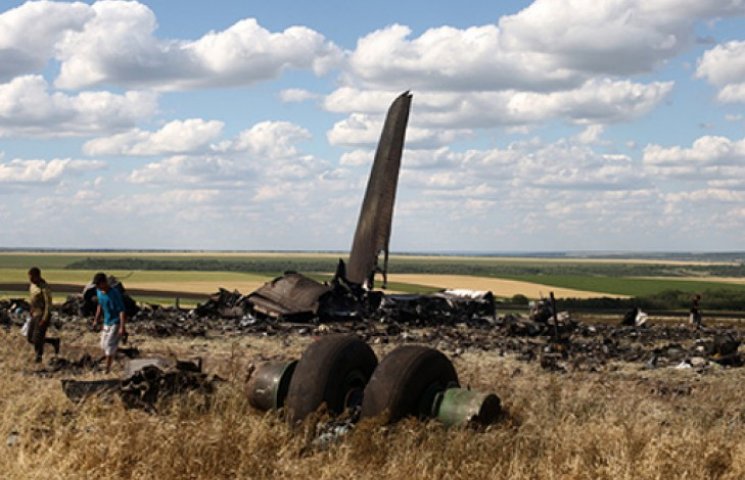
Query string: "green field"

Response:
xmin=0 ymin=268 xmax=270 ymax=285
xmin=2 ymin=252 xmax=745 ymax=306
xmin=507 ymin=274 xmax=745 ymax=297
xmin=0 ymin=254 xmax=441 ymax=300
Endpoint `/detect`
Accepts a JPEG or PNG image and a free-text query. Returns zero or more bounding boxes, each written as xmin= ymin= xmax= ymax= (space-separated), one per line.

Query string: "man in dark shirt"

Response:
xmin=27 ymin=267 xmax=60 ymax=363
xmin=690 ymin=294 xmax=703 ymax=329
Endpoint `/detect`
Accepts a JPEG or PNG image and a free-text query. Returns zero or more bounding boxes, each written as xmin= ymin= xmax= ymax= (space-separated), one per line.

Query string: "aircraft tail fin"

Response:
xmin=346 ymin=91 xmax=412 ymax=287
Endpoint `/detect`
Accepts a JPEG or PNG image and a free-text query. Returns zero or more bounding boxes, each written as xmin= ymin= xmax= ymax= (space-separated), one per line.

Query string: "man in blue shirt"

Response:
xmin=92 ymin=272 xmax=127 ymax=373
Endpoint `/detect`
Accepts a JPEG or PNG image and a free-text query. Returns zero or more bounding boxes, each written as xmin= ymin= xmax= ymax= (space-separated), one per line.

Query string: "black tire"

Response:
xmin=285 ymin=334 xmax=378 ymax=426
xmin=361 ymin=345 xmax=459 ymax=424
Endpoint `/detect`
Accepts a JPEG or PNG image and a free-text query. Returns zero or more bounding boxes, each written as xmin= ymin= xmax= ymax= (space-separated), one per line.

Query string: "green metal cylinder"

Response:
xmin=245 ymin=360 xmax=298 ymax=411
xmin=434 ymin=388 xmax=501 ymax=427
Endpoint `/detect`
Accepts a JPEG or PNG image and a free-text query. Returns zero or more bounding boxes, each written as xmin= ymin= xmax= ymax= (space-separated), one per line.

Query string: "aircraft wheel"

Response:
xmin=285 ymin=334 xmax=378 ymax=426
xmin=361 ymin=345 xmax=459 ymax=424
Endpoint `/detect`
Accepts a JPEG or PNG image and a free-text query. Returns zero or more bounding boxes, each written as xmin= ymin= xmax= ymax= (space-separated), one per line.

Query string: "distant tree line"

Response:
xmin=65 ymin=257 xmax=745 ymax=278
xmin=509 ymin=289 xmax=745 ymax=312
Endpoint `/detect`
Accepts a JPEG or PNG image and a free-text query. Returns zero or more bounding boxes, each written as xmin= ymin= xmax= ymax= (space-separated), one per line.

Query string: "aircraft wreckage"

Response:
xmin=50 ymin=92 xmax=504 ymax=429
xmin=244 ymin=92 xmax=502 ymax=429
xmin=246 ymin=91 xmax=412 ymax=322
xmin=245 ymin=91 xmax=495 ymax=325
xmin=3 ymin=93 xmax=740 ymax=434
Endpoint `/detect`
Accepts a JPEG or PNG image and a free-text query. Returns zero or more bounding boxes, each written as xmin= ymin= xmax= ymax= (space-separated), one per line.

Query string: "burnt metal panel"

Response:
xmin=247 ymin=273 xmax=330 ymax=318
xmin=346 ymin=91 xmax=412 ymax=287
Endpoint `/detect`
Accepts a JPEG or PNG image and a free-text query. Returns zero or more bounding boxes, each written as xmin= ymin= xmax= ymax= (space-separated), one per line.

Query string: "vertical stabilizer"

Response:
xmin=346 ymin=91 xmax=412 ymax=287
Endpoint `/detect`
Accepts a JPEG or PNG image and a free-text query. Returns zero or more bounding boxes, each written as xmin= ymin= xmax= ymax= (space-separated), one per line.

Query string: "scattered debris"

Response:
xmin=3 ymin=287 xmax=743 ymax=374
xmin=61 ymin=378 xmax=120 ymax=402
xmin=0 ymin=299 xmax=29 ymax=329
xmin=120 ymin=359 xmax=217 ymax=411
xmin=47 ymin=354 xmax=98 ymax=374
xmin=6 ymin=431 xmax=20 ymax=448
xmin=61 ymin=357 xmax=221 ymax=411
xmin=620 ymin=307 xmax=649 ymax=327
xmin=374 ymin=291 xmax=496 ymax=327
xmin=708 ymin=333 xmax=742 ymax=366
xmin=195 ymin=288 xmax=249 ymax=318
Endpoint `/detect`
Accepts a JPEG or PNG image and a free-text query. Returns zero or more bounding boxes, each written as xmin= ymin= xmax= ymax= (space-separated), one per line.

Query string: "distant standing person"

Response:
xmin=27 ymin=267 xmax=60 ymax=362
xmin=690 ymin=294 xmax=703 ymax=328
xmin=92 ymin=273 xmax=127 ymax=373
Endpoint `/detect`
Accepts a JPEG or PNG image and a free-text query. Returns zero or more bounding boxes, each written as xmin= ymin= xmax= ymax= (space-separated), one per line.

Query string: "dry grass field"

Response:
xmin=387 ymin=274 xmax=611 ymax=299
xmin=2 ymin=324 xmax=745 ymax=479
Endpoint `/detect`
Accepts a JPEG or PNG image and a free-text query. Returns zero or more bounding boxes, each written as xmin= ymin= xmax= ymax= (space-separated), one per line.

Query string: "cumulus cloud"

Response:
xmin=339 ymin=149 xmax=373 ymax=167
xmin=221 ymin=121 xmax=311 ymax=158
xmin=122 ymin=132 xmax=662 ymax=249
xmin=0 ymin=1 xmax=342 ymax=90
xmin=84 ymin=117 xmax=311 ymax=161
xmin=499 ymin=0 xmax=745 ymax=76
xmin=327 ymin=113 xmax=470 ymax=148
xmin=93 ymin=189 xmax=222 ymax=216
xmin=279 ymin=88 xmax=320 ymax=103
xmin=412 ymin=140 xmax=647 ymax=194
xmin=2 ymin=0 xmax=744 ymax=250
xmin=513 ymin=146 xmax=645 ymax=191
xmin=325 ymin=80 xmax=672 ymax=135
xmin=332 ymin=0 xmax=743 ymax=134
xmin=128 ymin=120 xmax=322 ymax=186
xmin=0 ymin=156 xmax=105 ymax=184
xmin=50 ymin=1 xmax=341 ymax=90
xmin=348 ymin=23 xmax=577 ymax=92
xmin=643 ymin=135 xmax=745 ymax=178
xmin=128 ymin=154 xmax=241 ymax=186
xmin=0 ymin=0 xmax=91 ymax=81
xmin=697 ymin=41 xmax=745 ymax=102
xmin=383 ymin=138 xmax=672 ymax=250
xmin=0 ymin=75 xmax=157 ymax=137
xmin=575 ymin=125 xmax=605 ymax=144
xmin=347 ymin=0 xmax=745 ymax=92
xmin=83 ymin=119 xmax=224 ymax=156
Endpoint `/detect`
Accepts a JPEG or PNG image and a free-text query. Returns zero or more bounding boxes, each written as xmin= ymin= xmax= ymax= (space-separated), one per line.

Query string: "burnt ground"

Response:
xmin=4 ymin=293 xmax=743 ymax=377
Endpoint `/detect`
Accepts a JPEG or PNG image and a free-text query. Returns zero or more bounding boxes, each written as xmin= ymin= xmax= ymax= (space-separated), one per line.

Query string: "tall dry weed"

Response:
xmin=1 ymin=330 xmax=744 ymax=479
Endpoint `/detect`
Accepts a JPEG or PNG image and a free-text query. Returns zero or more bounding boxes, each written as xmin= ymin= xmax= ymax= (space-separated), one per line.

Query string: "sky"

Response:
xmin=0 ymin=1 xmax=744 ymax=252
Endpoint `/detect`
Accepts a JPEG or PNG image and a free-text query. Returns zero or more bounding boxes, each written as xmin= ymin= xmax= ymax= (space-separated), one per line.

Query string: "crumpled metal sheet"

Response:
xmin=347 ymin=92 xmax=412 ymax=287
xmin=194 ymin=288 xmax=248 ymax=318
xmin=61 ymin=357 xmax=218 ymax=411
xmin=247 ymin=272 xmax=330 ymax=319
xmin=61 ymin=378 xmax=120 ymax=402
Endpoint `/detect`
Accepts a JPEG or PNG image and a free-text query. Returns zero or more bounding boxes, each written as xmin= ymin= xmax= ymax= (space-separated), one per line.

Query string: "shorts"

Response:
xmin=100 ymin=324 xmax=121 ymax=357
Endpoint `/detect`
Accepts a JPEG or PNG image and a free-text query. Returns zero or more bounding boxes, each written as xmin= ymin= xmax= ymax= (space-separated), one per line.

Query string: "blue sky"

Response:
xmin=0 ymin=0 xmax=744 ymax=252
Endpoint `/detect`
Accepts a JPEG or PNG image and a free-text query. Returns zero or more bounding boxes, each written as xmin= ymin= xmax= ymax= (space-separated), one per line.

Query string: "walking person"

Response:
xmin=91 ymin=273 xmax=127 ymax=374
xmin=690 ymin=294 xmax=703 ymax=329
xmin=27 ymin=267 xmax=60 ymax=362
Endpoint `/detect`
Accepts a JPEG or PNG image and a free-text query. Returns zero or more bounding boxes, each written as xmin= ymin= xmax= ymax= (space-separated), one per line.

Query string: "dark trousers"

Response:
xmin=26 ymin=315 xmax=57 ymax=359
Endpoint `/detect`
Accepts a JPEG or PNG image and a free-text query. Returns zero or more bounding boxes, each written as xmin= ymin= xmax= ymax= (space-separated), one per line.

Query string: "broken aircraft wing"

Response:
xmin=346 ymin=91 xmax=413 ymax=287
